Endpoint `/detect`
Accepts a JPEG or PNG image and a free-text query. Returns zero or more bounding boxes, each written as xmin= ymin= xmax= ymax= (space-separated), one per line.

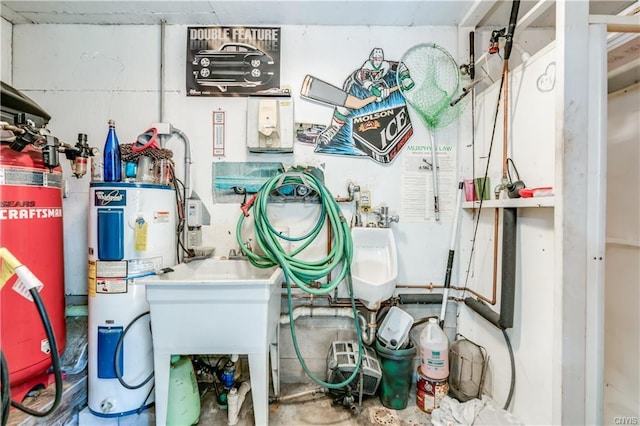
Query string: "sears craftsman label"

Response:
xmin=94 ymin=190 xmax=126 ymax=207
xmin=352 ymin=106 xmax=413 ymax=163
xmin=0 ymin=203 xmax=62 ymax=220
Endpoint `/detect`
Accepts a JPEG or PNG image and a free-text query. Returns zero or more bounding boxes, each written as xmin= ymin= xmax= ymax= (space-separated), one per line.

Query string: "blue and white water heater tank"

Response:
xmin=87 ymin=182 xmax=176 ymax=417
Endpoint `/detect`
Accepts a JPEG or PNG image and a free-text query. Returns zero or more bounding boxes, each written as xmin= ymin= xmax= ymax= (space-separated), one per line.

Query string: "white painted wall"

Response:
xmin=457 ymin=44 xmax=557 ymax=425
xmin=604 ymin=84 xmax=639 ymax=423
xmin=10 ymin=23 xmax=461 ymax=298
xmin=1 ymin=17 xmax=11 ymax=82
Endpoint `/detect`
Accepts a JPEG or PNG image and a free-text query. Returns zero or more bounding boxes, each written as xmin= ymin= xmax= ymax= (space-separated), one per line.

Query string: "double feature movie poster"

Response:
xmin=187 ymin=26 xmax=281 ymax=97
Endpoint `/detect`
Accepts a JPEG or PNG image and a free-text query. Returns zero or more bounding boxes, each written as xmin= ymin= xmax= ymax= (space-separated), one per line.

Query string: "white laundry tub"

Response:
xmin=139 ymin=258 xmax=284 ymax=426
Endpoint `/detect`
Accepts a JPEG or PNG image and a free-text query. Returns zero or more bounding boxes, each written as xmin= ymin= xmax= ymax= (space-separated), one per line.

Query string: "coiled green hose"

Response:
xmin=237 ymin=171 xmax=351 ymax=294
xmin=236 ymin=170 xmax=363 ymax=389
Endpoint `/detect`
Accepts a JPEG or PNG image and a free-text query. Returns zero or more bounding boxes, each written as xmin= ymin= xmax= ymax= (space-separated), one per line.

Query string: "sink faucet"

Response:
xmin=229 ymin=241 xmax=252 ymax=260
xmin=373 ymin=205 xmax=399 ymax=228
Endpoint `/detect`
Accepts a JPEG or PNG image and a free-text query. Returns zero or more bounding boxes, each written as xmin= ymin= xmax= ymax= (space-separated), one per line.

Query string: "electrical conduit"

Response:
xmin=167 ymin=125 xmax=192 ymax=261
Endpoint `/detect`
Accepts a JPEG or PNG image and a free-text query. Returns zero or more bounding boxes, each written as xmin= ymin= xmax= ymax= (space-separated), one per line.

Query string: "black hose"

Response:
xmin=1 ymin=351 xmax=10 ymax=426
xmin=502 ymin=328 xmax=516 ymax=410
xmin=9 ymin=288 xmax=63 ymax=417
xmin=114 ymin=311 xmax=154 ymax=390
xmin=136 ymin=384 xmax=155 ymax=415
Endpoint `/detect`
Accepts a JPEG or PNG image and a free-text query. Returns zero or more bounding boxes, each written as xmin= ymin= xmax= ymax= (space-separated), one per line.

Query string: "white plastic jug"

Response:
xmin=419 ymin=317 xmax=449 ymax=380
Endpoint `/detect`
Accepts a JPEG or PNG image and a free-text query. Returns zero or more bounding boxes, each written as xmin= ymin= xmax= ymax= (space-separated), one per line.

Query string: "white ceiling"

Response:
xmin=2 ymin=0 xmax=637 ymax=91
xmin=0 ymin=0 xmax=636 ymax=27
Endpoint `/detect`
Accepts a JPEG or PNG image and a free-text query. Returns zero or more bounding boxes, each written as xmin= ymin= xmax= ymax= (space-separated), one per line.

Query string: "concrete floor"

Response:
xmin=9 ymin=315 xmax=436 ymax=426
xmin=77 ymin=382 xmax=432 ymax=426
xmin=194 ymin=382 xmax=431 ymax=426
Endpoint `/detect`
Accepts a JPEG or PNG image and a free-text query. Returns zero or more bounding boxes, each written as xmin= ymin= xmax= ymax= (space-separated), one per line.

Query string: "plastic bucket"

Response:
xmin=374 ymin=339 xmax=417 ymax=409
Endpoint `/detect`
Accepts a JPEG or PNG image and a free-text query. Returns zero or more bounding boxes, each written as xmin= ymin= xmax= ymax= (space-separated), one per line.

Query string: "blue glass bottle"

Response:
xmin=103 ymin=119 xmax=122 ymax=182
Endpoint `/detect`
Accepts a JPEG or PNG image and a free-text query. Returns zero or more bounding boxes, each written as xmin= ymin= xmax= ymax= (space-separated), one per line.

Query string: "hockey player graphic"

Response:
xmin=316 ymin=48 xmax=414 ymax=151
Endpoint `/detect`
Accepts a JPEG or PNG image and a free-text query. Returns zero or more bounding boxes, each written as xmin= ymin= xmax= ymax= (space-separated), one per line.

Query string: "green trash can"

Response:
xmin=375 ymin=339 xmax=417 ymax=409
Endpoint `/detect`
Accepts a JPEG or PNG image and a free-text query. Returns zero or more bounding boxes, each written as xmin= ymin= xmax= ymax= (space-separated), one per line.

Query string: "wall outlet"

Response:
xmin=187 ymin=229 xmax=202 ymax=250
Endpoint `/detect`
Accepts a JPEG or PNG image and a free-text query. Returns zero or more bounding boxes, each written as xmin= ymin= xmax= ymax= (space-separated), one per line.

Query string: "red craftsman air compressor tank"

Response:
xmin=0 ymin=139 xmax=66 ymax=401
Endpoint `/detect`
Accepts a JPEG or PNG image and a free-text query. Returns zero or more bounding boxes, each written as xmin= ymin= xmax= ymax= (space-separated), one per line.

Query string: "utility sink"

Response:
xmin=154 ymin=256 xmax=282 ymax=284
xmin=139 ymin=258 xmax=284 ymax=425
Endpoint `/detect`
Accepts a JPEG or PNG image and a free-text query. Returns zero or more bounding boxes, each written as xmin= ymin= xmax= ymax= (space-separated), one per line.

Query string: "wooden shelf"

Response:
xmin=462 ymin=196 xmax=555 ymax=209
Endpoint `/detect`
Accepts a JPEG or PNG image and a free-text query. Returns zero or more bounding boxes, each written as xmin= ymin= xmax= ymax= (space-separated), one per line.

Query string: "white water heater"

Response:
xmin=87 ymin=182 xmax=176 ymax=417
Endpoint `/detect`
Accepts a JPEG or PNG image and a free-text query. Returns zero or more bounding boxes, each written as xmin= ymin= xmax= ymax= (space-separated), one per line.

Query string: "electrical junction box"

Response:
xmin=187 ymin=199 xmax=210 ymax=228
xmin=151 ymin=122 xmax=172 ymax=135
xmin=360 ymin=190 xmax=372 ymax=212
xmin=246 ymin=96 xmax=294 ymax=153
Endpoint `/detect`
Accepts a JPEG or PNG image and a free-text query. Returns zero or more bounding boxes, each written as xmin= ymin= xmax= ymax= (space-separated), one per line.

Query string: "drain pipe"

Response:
xmin=227 ymin=381 xmax=251 ymax=426
xmin=269 ymin=386 xmax=326 ymax=404
xmin=280 ymin=306 xmax=355 ymax=324
xmin=359 ymin=309 xmax=378 ymax=346
xmin=280 ymin=306 xmax=380 ymax=345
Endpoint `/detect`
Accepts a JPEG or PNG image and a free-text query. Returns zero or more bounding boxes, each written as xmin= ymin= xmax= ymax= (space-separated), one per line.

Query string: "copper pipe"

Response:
xmin=482 ymin=61 xmax=512 ymax=307
xmin=457 ymin=56 xmax=511 ymax=308
xmin=476 ymin=59 xmax=511 ymax=308
xmin=502 ymin=60 xmax=510 ymax=182
xmin=396 ymin=284 xmax=443 ymax=291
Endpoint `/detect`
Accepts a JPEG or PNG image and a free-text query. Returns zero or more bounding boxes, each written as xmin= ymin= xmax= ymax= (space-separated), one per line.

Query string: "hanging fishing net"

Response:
xmin=397 ymin=43 xmax=467 ymax=220
xmin=398 ymin=43 xmax=466 ymax=130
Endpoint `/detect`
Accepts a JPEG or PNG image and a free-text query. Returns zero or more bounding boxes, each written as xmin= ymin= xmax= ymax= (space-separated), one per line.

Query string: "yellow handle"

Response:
xmin=0 ymin=247 xmax=23 ymax=290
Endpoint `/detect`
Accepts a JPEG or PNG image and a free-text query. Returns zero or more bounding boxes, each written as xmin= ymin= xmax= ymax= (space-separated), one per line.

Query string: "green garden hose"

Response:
xmin=236 ymin=170 xmax=363 ymax=389
xmin=237 ymin=171 xmax=351 ymax=294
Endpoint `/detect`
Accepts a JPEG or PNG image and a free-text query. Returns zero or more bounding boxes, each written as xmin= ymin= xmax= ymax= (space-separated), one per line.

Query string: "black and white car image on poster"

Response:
xmin=192 ymin=43 xmax=275 ymax=92
xmin=187 ymin=27 xmax=281 ymax=96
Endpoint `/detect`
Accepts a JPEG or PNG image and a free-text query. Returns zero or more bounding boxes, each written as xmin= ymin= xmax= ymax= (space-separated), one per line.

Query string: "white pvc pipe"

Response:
xmin=227 ymin=381 xmax=251 ymax=426
xmin=280 ymin=306 xmax=379 ymax=345
xmin=279 ymin=306 xmax=355 ymax=324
